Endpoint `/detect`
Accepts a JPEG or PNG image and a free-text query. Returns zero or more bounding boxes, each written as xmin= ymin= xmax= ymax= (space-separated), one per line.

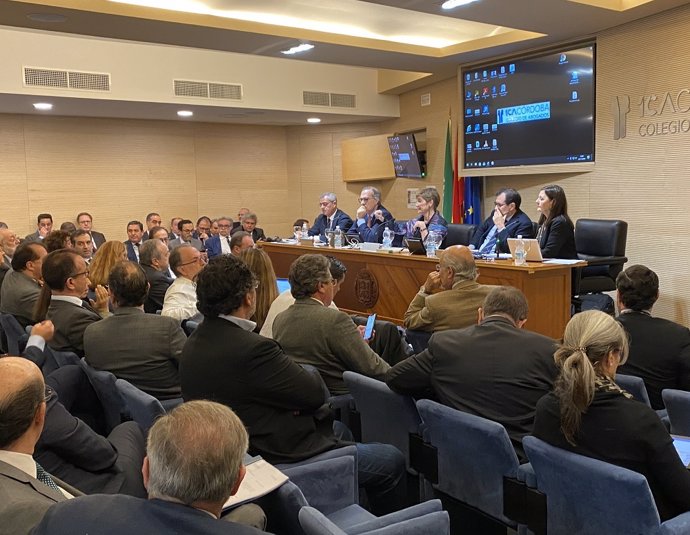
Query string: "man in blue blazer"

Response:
xmin=32 ymin=401 xmax=267 ymax=535
xmin=470 ymin=188 xmax=534 ymax=254
xmin=205 ymin=216 xmax=233 ymax=258
xmin=349 ymin=186 xmax=394 ymax=243
xmin=123 ymin=220 xmax=144 ymax=263
xmin=308 ymin=192 xmax=353 ymax=242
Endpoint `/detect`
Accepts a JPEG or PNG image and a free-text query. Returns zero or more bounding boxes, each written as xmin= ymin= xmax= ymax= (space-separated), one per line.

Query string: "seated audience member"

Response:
xmin=273 ymin=254 xmax=389 ymax=395
xmin=404 ymin=245 xmax=496 ymax=332
xmin=59 ymin=222 xmax=76 ymax=235
xmin=169 ymin=219 xmax=204 ymax=251
xmin=32 ymin=401 xmax=268 ymax=535
xmin=193 ymin=216 xmax=212 ymax=244
xmin=0 ymin=228 xmax=19 ymax=289
xmin=231 ymin=212 xmax=266 ymax=243
xmin=124 ymin=220 xmax=144 ymax=263
xmin=615 ymin=265 xmax=690 ymax=409
xmin=84 ymin=262 xmax=185 ymax=401
xmin=238 ymin=248 xmax=277 ymax=332
xmin=535 ymin=184 xmax=577 ymax=259
xmin=205 ymin=216 xmax=233 ymax=258
xmin=232 ymin=208 xmax=250 ymax=232
xmin=533 ymin=310 xmax=690 ymax=521
xmin=0 ymin=242 xmax=47 ymax=327
xmin=25 ymin=213 xmax=53 ymax=243
xmin=76 ymin=212 xmax=106 ymax=249
xmin=349 ymin=186 xmax=394 ymax=243
xmin=230 ymin=232 xmax=255 ymax=256
xmin=392 ymin=187 xmax=447 ymax=247
xmin=44 ymin=231 xmax=72 ymax=253
xmin=33 ymin=249 xmax=109 ymax=356
xmin=210 ymin=219 xmax=220 ymax=236
xmin=470 ymin=187 xmax=534 ymax=254
xmin=293 ymin=218 xmax=309 ymax=229
xmin=162 ymin=244 xmax=205 ymax=323
xmin=308 ymin=192 xmax=353 ymax=242
xmin=148 ymin=226 xmax=170 ymax=246
xmin=0 ymin=222 xmax=6 ymax=229
xmin=141 ymin=212 xmax=162 ymax=242
xmin=71 ymin=230 xmax=94 ymax=264
xmin=0 ymin=357 xmax=80 ymax=532
xmin=139 ymin=239 xmax=173 ymax=314
xmin=387 ymin=286 xmax=557 ymax=458
xmin=181 ymin=255 xmax=404 ymax=513
xmin=168 ymin=217 xmax=182 ymax=241
xmin=88 ymin=241 xmax=127 ymax=292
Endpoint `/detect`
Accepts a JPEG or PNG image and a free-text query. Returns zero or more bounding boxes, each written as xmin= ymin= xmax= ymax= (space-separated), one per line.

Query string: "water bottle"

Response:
xmin=426 ymin=230 xmax=438 ymax=258
xmin=382 ymin=228 xmax=393 ymax=249
xmin=515 ymin=235 xmax=526 ymax=266
xmin=302 ymin=222 xmax=309 ymax=239
xmin=334 ymin=225 xmax=342 ymax=248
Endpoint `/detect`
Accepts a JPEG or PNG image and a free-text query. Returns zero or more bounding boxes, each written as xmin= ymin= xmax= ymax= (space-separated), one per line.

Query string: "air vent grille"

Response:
xmin=303 ymin=91 xmax=357 ymax=108
xmin=330 ymin=93 xmax=356 ymax=108
xmin=24 ymin=67 xmax=110 ymax=91
xmin=303 ymin=91 xmax=330 ymax=106
xmin=209 ymin=83 xmax=242 ymax=100
xmin=68 ymin=71 xmax=110 ymax=91
xmin=174 ymin=80 xmax=209 ymax=98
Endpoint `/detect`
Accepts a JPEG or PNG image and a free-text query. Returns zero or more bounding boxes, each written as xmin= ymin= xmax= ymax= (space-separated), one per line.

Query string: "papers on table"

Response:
xmin=222 ymin=457 xmax=289 ymax=510
xmin=542 ymin=259 xmax=582 ymax=265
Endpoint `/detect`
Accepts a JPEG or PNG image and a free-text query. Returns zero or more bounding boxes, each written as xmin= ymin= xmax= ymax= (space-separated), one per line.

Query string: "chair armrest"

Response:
xmin=577 ymin=255 xmax=627 ymax=267
xmin=347 ymin=500 xmax=443 ymax=535
xmin=517 ymin=462 xmax=536 ymax=488
xmin=359 ymin=512 xmax=450 ymax=535
xmin=661 ymin=511 xmax=690 ymax=534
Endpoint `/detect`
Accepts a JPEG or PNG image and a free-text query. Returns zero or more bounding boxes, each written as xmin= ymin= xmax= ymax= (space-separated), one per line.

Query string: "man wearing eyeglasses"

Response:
xmin=469 ymin=188 xmax=534 ymax=254
xmin=162 ymin=244 xmax=205 ymax=323
xmin=204 ymin=216 xmax=234 ymax=258
xmin=307 ymin=192 xmax=353 ymax=242
xmin=349 ymin=186 xmax=394 ymax=243
xmin=168 ymin=220 xmax=204 ymax=252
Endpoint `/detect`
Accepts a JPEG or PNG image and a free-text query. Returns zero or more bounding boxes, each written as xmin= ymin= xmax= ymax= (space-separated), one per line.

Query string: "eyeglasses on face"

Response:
xmin=359 ymin=197 xmax=372 ymax=202
xmin=70 ymin=270 xmax=90 ymax=279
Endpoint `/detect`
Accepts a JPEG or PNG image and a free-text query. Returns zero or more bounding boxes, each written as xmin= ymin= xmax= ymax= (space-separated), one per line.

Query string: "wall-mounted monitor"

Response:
xmin=388 ymin=133 xmax=425 ymax=178
xmin=461 ymin=43 xmax=595 ymax=172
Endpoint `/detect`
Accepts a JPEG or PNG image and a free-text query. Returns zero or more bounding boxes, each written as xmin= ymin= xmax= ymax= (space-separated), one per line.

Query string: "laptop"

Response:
xmin=276 ymin=278 xmax=291 ymax=293
xmin=404 ymin=237 xmax=426 ymax=255
xmin=507 ymin=238 xmax=543 ymax=262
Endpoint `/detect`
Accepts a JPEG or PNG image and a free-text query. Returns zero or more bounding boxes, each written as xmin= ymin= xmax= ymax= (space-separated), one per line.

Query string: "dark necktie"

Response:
xmin=226 ymin=237 xmax=232 ymax=250
xmin=35 ymin=462 xmax=61 ymax=492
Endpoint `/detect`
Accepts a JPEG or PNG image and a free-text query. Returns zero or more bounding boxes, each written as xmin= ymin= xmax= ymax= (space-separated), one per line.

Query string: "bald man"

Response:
xmin=403 ymin=245 xmax=497 ymax=332
xmin=0 ymin=358 xmax=81 ymax=533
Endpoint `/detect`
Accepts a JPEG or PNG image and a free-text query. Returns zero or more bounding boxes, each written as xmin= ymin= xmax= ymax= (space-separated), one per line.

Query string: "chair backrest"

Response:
xmin=78 ymin=359 xmax=124 ymax=432
xmin=441 ymin=224 xmax=476 ymax=248
xmin=0 ymin=313 xmax=28 ymax=355
xmin=522 ymin=436 xmax=661 ymax=535
xmin=662 ymin=389 xmax=690 ymax=436
xmin=115 ymin=378 xmax=165 ymax=433
xmin=44 ymin=346 xmax=80 ymax=368
xmin=343 ymin=372 xmax=421 ymax=470
xmin=416 ymin=399 xmax=519 ymax=524
xmin=615 ymin=373 xmax=651 ymax=406
xmin=575 ymin=219 xmax=628 ymax=258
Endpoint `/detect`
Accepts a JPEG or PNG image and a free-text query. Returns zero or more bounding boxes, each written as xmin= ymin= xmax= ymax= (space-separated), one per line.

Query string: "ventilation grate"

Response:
xmin=330 ymin=93 xmax=356 ymax=108
xmin=209 ymin=83 xmax=242 ymax=100
xmin=303 ymin=91 xmax=330 ymax=106
xmin=24 ymin=67 xmax=110 ymax=91
xmin=174 ymin=80 xmax=209 ymax=98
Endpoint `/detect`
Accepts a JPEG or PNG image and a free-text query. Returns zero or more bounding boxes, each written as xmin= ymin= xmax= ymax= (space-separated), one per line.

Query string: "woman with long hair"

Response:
xmin=533 ymin=310 xmax=690 ymax=520
xmin=238 ymin=247 xmax=278 ymax=331
xmin=535 ymin=184 xmax=577 ymax=258
xmin=88 ymin=241 xmax=127 ymax=290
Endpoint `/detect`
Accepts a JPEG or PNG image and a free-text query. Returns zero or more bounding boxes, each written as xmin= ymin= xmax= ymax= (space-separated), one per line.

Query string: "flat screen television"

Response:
xmin=461 ymin=43 xmax=595 ymax=171
xmin=387 ymin=134 xmax=424 ymax=178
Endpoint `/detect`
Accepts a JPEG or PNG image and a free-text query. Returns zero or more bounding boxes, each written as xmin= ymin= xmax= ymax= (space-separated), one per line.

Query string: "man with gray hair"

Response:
xmin=231 ymin=212 xmax=265 ymax=243
xmin=404 ymin=245 xmax=496 ymax=332
xmin=308 ymin=192 xmax=353 ymax=242
xmin=349 ymin=186 xmax=394 ymax=243
xmin=139 ymin=238 xmax=173 ymax=314
xmin=389 ymin=286 xmax=558 ymax=460
xmin=205 ymin=216 xmax=234 ymax=258
xmin=0 ymin=228 xmax=19 ymax=290
xmin=32 ymin=400 xmax=268 ymax=534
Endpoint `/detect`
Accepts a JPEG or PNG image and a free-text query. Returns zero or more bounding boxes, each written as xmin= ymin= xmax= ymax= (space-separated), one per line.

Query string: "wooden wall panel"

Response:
xmin=0 ymin=116 xmax=29 ymax=230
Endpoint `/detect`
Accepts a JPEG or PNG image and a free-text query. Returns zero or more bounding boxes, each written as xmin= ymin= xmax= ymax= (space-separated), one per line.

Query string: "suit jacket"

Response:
xmin=348 ymin=205 xmax=394 ymax=243
xmin=617 ymin=312 xmax=690 ymax=409
xmin=32 ymin=495 xmax=266 ymax=535
xmin=404 ymin=279 xmax=496 ymax=332
xmin=141 ymin=264 xmax=173 ymax=314
xmin=181 ymin=317 xmax=338 ymax=464
xmin=230 ymin=226 xmax=266 ymax=242
xmin=0 ymin=270 xmax=42 ymax=327
xmin=205 ymin=235 xmax=229 ymax=259
xmin=123 ymin=240 xmax=140 ymax=263
xmin=23 ymin=230 xmax=43 ymax=243
xmin=0 ymin=459 xmax=77 ymax=534
xmin=308 ymin=209 xmax=354 ymax=242
xmin=168 ymin=237 xmax=204 ymax=251
xmin=273 ymin=298 xmax=390 ymax=395
xmin=90 ymin=231 xmax=106 ymax=249
xmin=538 ymin=214 xmax=577 ymax=259
xmin=47 ymin=299 xmax=102 ymax=356
xmin=84 ymin=307 xmax=185 ymax=400
xmin=470 ymin=209 xmax=534 ymax=253
xmin=0 ymin=256 xmax=10 ymax=292
xmin=534 ymin=390 xmax=690 ymax=521
xmin=387 ymin=316 xmax=558 ymax=457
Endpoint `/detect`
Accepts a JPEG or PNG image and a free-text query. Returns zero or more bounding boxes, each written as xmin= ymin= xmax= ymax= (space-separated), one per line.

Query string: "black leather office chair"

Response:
xmin=573 ymin=218 xmax=628 ymax=296
xmin=441 ymin=223 xmax=477 ymax=248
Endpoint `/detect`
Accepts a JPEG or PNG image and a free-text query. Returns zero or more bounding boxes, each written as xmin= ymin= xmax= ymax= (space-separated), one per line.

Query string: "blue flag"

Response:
xmin=464 ymin=176 xmax=482 ymax=225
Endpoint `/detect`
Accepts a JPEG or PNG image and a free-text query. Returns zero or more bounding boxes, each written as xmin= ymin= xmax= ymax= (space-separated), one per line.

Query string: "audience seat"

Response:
xmin=0 ymin=313 xmax=28 ymax=355
xmin=115 ymin=378 xmax=166 ymax=433
xmin=440 ymin=224 xmax=476 ymax=248
xmin=662 ymin=389 xmax=690 ymax=436
xmin=78 ymin=359 xmax=125 ymax=433
xmin=523 ymin=435 xmax=690 ymax=535
xmin=615 ymin=373 xmax=652 ymax=406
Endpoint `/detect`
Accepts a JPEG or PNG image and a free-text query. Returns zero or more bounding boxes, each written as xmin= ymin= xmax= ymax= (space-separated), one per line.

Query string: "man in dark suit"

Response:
xmin=84 ymin=261 xmax=186 ymax=400
xmin=205 ymin=216 xmax=233 ymax=258
xmin=193 ymin=216 xmax=212 ymax=245
xmin=168 ymin=219 xmax=204 ymax=251
xmin=387 ymin=286 xmax=558 ymax=459
xmin=124 ymin=220 xmax=144 ymax=263
xmin=470 ymin=188 xmax=534 ymax=254
xmin=139 ymin=239 xmax=173 ymax=313
xmin=0 ymin=357 xmax=82 ymax=533
xmin=0 ymin=241 xmax=47 ymax=327
xmin=616 ymin=265 xmax=690 ymax=409
xmin=0 ymin=228 xmax=18 ymax=291
xmin=308 ymin=192 xmax=354 ymax=242
xmin=141 ymin=212 xmax=162 ymax=242
xmin=181 ymin=254 xmax=404 ymax=513
xmin=168 ymin=216 xmax=182 ymax=242
xmin=230 ymin=212 xmax=266 ymax=243
xmin=71 ymin=230 xmax=94 ymax=265
xmin=76 ymin=212 xmax=106 ymax=250
xmin=24 ymin=213 xmax=53 ymax=243
xmin=32 ymin=401 xmax=267 ymax=535
xmin=349 ymin=186 xmax=394 ymax=243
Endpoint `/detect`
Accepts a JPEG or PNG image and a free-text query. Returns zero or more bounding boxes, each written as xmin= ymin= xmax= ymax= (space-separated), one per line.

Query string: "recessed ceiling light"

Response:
xmin=27 ymin=13 xmax=67 ymax=23
xmin=33 ymin=103 xmax=53 ymax=111
xmin=307 ymin=117 xmax=321 ymax=124
xmin=177 ymin=110 xmax=193 ymax=117
xmin=281 ymin=44 xmax=315 ymax=55
xmin=441 ymin=0 xmax=480 ymax=9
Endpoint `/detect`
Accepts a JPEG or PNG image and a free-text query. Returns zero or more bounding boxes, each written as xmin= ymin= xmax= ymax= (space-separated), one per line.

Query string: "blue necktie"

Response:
xmin=479 ymin=225 xmax=499 ymax=253
xmin=35 ymin=462 xmax=60 ymax=492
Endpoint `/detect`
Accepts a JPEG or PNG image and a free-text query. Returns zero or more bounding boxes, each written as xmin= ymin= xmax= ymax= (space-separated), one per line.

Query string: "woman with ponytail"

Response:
xmin=533 ymin=310 xmax=690 ymax=520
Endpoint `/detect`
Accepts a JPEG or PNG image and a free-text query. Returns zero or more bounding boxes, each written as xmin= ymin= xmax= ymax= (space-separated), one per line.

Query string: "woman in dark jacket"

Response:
xmin=535 ymin=184 xmax=577 ymax=258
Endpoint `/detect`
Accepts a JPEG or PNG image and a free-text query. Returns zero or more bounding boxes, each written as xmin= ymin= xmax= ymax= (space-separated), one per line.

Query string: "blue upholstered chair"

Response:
xmin=522 ymin=435 xmax=690 ymax=535
xmin=78 ymin=359 xmax=124 ymax=433
xmin=43 ymin=345 xmax=80 ymax=368
xmin=0 ymin=313 xmax=28 ymax=355
xmin=663 ymin=389 xmax=690 ymax=436
xmin=615 ymin=373 xmax=651 ymax=405
xmin=404 ymin=329 xmax=432 ymax=354
xmin=115 ymin=378 xmax=166 ymax=433
xmin=298 ymin=506 xmax=449 ymax=535
xmin=416 ymin=399 xmax=527 ymax=533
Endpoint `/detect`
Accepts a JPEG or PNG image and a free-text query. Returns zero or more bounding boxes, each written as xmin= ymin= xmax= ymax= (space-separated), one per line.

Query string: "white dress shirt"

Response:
xmin=0 ymin=451 xmax=73 ymax=498
xmin=161 ymin=277 xmax=202 ymax=322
